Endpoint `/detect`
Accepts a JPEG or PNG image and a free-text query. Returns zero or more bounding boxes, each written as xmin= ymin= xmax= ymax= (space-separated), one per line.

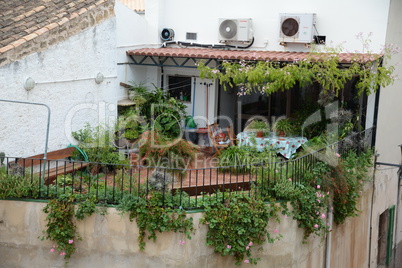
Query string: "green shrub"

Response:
xmin=0 ymin=167 xmax=40 ymax=199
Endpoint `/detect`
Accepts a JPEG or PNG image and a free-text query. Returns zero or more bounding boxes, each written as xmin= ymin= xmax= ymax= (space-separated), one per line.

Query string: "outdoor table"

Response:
xmin=236 ymin=132 xmax=308 ymax=159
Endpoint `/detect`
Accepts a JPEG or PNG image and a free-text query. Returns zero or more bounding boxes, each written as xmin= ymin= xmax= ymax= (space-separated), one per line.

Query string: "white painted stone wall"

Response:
xmin=371 ymin=0 xmax=402 ymax=266
xmin=0 ymin=188 xmax=374 ymax=267
xmin=146 ymin=0 xmax=389 ymax=53
xmin=0 ymin=18 xmax=117 ymax=157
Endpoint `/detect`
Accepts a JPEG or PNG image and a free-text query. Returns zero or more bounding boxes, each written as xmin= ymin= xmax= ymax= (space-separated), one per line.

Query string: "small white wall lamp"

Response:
xmin=95 ymin=72 xmax=104 ymax=84
xmin=24 ymin=77 xmax=36 ymax=91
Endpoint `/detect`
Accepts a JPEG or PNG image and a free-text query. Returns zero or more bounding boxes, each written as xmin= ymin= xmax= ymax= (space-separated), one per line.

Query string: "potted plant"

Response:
xmin=273 ymin=118 xmax=293 ymax=137
xmin=244 ymin=120 xmax=269 ymax=137
xmin=127 ymin=82 xmax=149 ymax=106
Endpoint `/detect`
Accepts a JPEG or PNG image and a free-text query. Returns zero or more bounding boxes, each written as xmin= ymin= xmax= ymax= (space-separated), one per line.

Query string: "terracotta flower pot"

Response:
xmin=256 ymin=131 xmax=264 ymax=137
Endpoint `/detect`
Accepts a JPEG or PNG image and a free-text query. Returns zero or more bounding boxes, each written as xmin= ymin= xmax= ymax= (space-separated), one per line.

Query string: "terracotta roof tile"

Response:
xmin=0 ymin=0 xmax=112 ymax=51
xmin=127 ymin=47 xmax=366 ymax=64
xmin=119 ymin=0 xmax=145 ymax=12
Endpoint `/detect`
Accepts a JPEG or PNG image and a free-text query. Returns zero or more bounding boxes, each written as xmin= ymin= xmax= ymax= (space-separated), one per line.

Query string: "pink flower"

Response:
xmin=274 ymin=228 xmax=279 ymax=233
xmin=317 ymin=199 xmax=321 ymax=203
xmin=68 ymin=239 xmax=73 ymax=244
xmin=316 ymin=211 xmax=319 ymax=215
xmin=359 ymin=191 xmax=362 ymax=195
xmin=246 ymin=246 xmax=250 ymax=250
xmin=321 ymin=214 xmax=326 ymax=219
xmin=336 ymin=153 xmax=341 ymax=158
xmin=60 ymin=252 xmax=66 ymax=256
xmin=317 ymin=185 xmax=321 ymax=189
xmin=244 ymin=259 xmax=250 ymax=264
xmin=50 ymin=248 xmax=54 ymax=253
xmin=179 ymin=240 xmax=185 ymax=245
xmin=314 ymin=224 xmax=319 ymax=228
xmin=248 ymin=242 xmax=253 ymax=247
xmin=288 ymin=178 xmax=292 ymax=181
xmin=284 ymin=215 xmax=288 ymax=219
xmin=227 ymin=245 xmax=231 ymax=249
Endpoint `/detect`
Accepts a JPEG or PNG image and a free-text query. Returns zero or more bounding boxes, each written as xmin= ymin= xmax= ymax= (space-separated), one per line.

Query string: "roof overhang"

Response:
xmin=124 ymin=47 xmax=371 ymax=69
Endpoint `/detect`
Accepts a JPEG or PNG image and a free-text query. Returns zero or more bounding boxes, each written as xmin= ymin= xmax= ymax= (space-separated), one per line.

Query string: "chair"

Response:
xmin=226 ymin=124 xmax=237 ymax=145
xmin=207 ymin=123 xmax=232 ymax=158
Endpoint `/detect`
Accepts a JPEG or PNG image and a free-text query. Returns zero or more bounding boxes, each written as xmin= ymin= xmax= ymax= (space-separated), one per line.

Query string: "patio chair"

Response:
xmin=207 ymin=123 xmax=233 ymax=158
xmin=226 ymin=124 xmax=237 ymax=145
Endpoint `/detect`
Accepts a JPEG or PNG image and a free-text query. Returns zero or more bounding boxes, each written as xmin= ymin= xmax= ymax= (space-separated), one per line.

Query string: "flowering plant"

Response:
xmin=40 ymin=194 xmax=81 ymax=259
xmin=200 ymin=193 xmax=281 ymax=265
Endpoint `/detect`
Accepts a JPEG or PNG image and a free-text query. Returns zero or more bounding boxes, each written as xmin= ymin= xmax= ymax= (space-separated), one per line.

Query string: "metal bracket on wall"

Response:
xmin=118 ymin=55 xmax=219 ymax=69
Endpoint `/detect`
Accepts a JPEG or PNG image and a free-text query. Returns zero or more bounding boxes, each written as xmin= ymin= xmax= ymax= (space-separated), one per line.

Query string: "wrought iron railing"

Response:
xmin=0 ymin=127 xmax=374 ymax=209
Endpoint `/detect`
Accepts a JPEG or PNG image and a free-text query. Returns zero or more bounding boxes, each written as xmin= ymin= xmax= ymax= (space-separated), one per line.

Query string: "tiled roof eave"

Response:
xmin=126 ymin=47 xmax=380 ymax=64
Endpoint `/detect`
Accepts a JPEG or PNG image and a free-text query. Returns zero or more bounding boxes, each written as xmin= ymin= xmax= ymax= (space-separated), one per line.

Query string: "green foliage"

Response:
xmin=273 ymin=118 xmax=294 ymax=135
xmin=41 ymin=194 xmax=81 ymax=259
xmin=116 ymin=109 xmax=147 ymax=141
xmin=198 ymin=35 xmax=398 ymax=97
xmin=127 ymin=84 xmax=187 ymax=139
xmin=139 ymin=130 xmax=198 ymax=171
xmin=245 ymin=120 xmax=269 ymax=131
xmin=75 ymin=195 xmax=99 ymax=221
xmin=321 ymin=150 xmax=374 ymax=224
xmin=200 ymin=193 xmax=281 ymax=265
xmin=285 ymin=183 xmax=329 ymax=241
xmin=116 ymin=192 xmax=194 ymax=250
xmin=72 ymin=124 xmax=129 ymax=172
xmin=40 ymin=194 xmax=99 ymax=260
xmin=0 ymin=167 xmax=40 ymax=199
xmin=217 ymin=146 xmax=278 ymax=174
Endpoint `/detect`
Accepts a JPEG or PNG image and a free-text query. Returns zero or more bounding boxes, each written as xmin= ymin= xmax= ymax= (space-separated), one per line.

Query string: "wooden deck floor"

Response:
xmin=130 ymin=149 xmax=256 ymax=195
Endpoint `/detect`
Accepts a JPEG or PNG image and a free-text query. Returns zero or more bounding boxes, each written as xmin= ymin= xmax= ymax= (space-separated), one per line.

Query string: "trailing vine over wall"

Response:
xmin=40 ymin=194 xmax=100 ymax=260
xmin=116 ymin=192 xmax=194 ymax=250
xmin=200 ymin=193 xmax=282 ymax=265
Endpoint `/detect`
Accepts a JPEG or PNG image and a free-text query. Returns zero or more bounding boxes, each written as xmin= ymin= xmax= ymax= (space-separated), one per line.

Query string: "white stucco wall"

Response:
xmin=116 ymin=0 xmax=149 ymax=101
xmin=0 ymin=18 xmax=117 ymax=157
xmin=147 ymin=0 xmax=389 ymax=53
xmin=371 ymin=0 xmax=402 ymax=266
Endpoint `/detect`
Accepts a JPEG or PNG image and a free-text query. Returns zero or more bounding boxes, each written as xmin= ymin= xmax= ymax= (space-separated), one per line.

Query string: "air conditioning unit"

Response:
xmin=279 ymin=13 xmax=316 ymax=44
xmin=161 ymin=28 xmax=175 ymax=41
xmin=218 ymin=18 xmax=253 ymax=42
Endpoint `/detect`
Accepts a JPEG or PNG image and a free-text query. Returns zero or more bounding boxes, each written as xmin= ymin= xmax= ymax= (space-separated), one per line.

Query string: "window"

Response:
xmin=168 ymin=76 xmax=192 ymax=102
xmin=377 ymin=206 xmax=395 ymax=266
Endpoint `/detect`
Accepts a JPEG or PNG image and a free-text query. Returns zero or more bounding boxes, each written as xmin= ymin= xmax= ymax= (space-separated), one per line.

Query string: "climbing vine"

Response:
xmin=198 ymin=34 xmax=399 ymax=97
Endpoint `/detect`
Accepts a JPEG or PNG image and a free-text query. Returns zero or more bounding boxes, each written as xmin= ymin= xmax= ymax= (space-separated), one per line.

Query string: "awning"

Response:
xmin=124 ymin=47 xmax=368 ymax=68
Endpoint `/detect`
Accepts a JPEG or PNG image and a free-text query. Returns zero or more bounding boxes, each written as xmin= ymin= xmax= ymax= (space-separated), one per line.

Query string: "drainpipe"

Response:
xmin=368 ymin=153 xmax=379 ymax=268
xmin=0 ymin=99 xmax=51 ymax=186
xmin=325 ymin=200 xmax=333 ymax=268
xmin=393 ymin=145 xmax=402 ymax=268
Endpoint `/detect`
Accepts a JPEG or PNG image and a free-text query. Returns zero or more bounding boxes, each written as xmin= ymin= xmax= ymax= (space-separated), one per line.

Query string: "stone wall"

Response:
xmin=0 ymin=191 xmax=373 ymax=268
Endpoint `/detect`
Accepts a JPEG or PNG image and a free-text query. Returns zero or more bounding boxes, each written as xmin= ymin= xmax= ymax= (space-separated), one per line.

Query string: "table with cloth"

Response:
xmin=236 ymin=132 xmax=308 ymax=159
